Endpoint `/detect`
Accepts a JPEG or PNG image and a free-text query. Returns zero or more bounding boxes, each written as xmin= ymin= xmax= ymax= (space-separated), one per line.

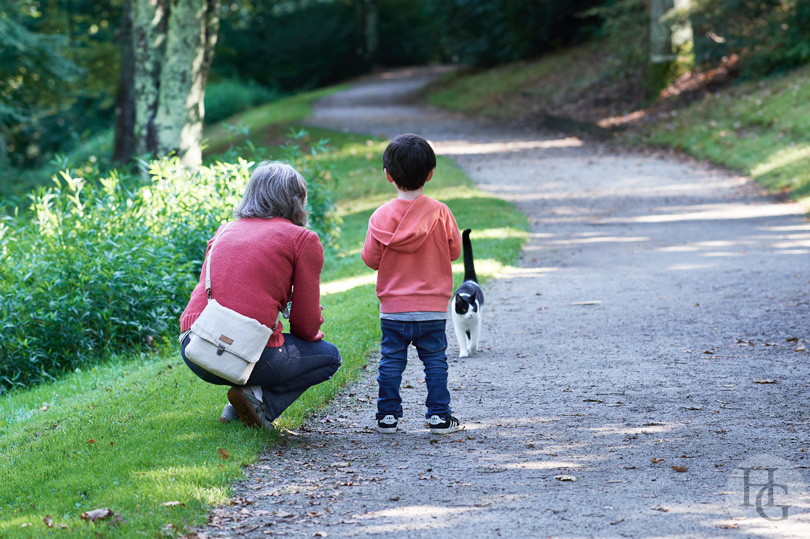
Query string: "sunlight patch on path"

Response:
xmin=432 ymin=137 xmax=582 ymax=156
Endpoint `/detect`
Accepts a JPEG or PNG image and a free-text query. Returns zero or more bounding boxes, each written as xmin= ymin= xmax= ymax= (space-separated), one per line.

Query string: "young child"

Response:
xmin=361 ymin=133 xmax=463 ymax=434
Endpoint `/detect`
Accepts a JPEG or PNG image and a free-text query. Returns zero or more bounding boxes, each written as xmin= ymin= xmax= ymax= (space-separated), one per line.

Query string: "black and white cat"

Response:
xmin=452 ymin=229 xmax=484 ymax=358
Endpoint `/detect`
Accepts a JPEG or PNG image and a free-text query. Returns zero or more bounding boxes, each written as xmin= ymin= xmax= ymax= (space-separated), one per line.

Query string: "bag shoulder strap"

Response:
xmin=204 ymin=222 xmax=233 ymax=302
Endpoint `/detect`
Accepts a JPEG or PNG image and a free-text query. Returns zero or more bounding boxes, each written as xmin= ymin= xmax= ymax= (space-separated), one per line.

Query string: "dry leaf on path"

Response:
xmin=651 ymin=458 xmax=665 ymax=463
xmin=43 ymin=515 xmax=53 ymax=527
xmin=753 ymin=379 xmax=778 ymax=384
xmin=554 ymin=475 xmax=577 ymax=482
xmin=670 ymin=466 xmax=689 ymax=472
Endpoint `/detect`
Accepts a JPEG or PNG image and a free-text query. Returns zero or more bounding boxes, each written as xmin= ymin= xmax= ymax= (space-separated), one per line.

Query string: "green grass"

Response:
xmin=0 ymin=114 xmax=528 ymax=537
xmin=640 ymin=63 xmax=810 ymax=207
xmin=203 ymin=86 xmax=347 ymax=156
xmin=427 ymin=41 xmax=618 ymax=120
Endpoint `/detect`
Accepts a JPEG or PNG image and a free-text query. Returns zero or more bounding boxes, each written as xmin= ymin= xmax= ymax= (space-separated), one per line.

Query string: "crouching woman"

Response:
xmin=179 ymin=161 xmax=341 ymax=430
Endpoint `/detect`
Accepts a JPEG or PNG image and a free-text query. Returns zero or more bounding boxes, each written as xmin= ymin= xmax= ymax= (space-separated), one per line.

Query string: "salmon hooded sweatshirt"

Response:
xmin=361 ymin=195 xmax=462 ymax=313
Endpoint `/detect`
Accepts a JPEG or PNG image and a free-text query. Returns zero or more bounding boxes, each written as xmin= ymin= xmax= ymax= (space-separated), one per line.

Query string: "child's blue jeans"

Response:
xmin=377 ymin=319 xmax=452 ymax=420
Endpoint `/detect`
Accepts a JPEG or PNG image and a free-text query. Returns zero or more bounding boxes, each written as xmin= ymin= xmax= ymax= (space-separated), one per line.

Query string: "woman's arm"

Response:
xmin=289 ymin=230 xmax=325 ymax=340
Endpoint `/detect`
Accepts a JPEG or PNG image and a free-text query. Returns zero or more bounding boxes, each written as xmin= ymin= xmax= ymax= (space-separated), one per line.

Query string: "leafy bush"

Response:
xmin=428 ymin=0 xmax=604 ymax=67
xmin=688 ymin=0 xmax=810 ymax=77
xmin=214 ymin=2 xmax=368 ymax=91
xmin=0 ymin=134 xmax=340 ymax=392
xmin=204 ymin=79 xmax=281 ymax=125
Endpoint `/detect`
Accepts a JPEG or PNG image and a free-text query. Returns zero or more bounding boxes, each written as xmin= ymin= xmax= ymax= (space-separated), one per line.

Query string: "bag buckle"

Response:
xmin=217 ymin=343 xmax=226 ymax=356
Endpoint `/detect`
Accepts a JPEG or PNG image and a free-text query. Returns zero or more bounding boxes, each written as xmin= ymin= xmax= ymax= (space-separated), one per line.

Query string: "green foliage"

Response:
xmin=377 ymin=0 xmax=441 ymax=66
xmin=204 ymin=78 xmax=281 ymax=125
xmin=0 ymin=132 xmax=341 ymax=393
xmin=688 ymin=0 xmax=810 ymax=77
xmin=581 ymin=0 xmax=649 ymax=80
xmin=0 ymin=0 xmax=121 ymax=169
xmin=427 ymin=0 xmax=604 ymax=67
xmin=214 ymin=2 xmax=368 ymax=91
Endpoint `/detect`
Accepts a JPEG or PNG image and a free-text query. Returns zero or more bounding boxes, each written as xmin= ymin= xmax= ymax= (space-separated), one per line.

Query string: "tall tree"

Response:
xmin=126 ymin=0 xmax=220 ymax=167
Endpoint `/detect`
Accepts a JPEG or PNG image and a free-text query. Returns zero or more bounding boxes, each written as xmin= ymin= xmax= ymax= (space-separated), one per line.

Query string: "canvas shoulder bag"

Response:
xmin=183 ymin=223 xmax=275 ymax=385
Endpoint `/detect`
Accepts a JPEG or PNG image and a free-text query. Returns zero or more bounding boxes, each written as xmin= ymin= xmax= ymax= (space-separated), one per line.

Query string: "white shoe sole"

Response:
xmin=429 ymin=424 xmax=463 ymax=434
xmin=376 ymin=425 xmax=398 ymax=433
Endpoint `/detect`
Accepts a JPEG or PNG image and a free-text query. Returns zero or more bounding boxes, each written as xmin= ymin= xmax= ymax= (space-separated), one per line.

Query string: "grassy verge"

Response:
xmin=638 ymin=63 xmax=810 ymax=206
xmin=0 ymin=128 xmax=528 ymax=536
xmin=427 ymin=40 xmax=631 ymax=122
xmin=202 ymin=86 xmax=347 ymax=156
xmin=427 ymin=43 xmax=810 ymax=209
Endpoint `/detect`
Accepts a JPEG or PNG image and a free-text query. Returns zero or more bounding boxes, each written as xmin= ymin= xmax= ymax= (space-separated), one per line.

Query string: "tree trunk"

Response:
xmin=131 ymin=0 xmax=219 ymax=168
xmin=113 ymin=0 xmax=137 ymax=163
xmin=0 ymin=131 xmax=8 ymax=169
xmin=649 ymin=0 xmax=692 ymax=95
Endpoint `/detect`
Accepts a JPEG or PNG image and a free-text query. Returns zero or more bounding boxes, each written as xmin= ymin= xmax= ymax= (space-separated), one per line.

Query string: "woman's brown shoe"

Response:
xmin=226 ymin=386 xmax=263 ymax=428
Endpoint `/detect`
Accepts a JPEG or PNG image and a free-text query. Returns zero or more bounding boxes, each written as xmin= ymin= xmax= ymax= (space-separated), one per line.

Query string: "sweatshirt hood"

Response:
xmin=368 ymin=196 xmax=442 ymax=253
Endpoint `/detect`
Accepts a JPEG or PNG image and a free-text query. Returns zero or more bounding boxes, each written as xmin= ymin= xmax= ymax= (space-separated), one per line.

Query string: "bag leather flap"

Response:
xmin=190 ymin=300 xmax=273 ymax=364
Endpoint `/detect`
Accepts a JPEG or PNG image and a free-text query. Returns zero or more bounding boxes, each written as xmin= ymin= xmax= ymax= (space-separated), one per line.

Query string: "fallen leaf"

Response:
xmin=753 ymin=379 xmax=778 ymax=384
xmin=651 ymin=505 xmax=669 ymax=512
xmin=39 ymin=404 xmax=49 ymax=412
xmin=429 ymin=439 xmax=438 ymax=445
xmin=313 ymin=532 xmax=328 ymax=537
xmin=161 ymin=501 xmax=185 ymax=507
xmin=86 ymin=439 xmax=95 ymax=444
xmin=670 ymin=466 xmax=689 ymax=472
xmin=276 ymin=510 xmax=294 ymax=518
xmin=717 ymin=523 xmax=739 ymax=529
xmin=43 ymin=515 xmax=54 ymax=527
xmin=554 ymin=475 xmax=577 ymax=482
xmin=218 ymin=448 xmax=230 ymax=459
xmin=787 ymin=337 xmax=799 ymax=343
xmin=80 ymin=508 xmax=115 ymax=522
xmin=651 ymin=458 xmax=665 ymax=464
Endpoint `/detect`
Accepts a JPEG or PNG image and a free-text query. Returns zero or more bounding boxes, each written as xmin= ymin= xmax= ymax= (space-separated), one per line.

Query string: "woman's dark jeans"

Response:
xmin=181 ymin=334 xmax=341 ymax=421
xmin=377 ymin=319 xmax=452 ymax=420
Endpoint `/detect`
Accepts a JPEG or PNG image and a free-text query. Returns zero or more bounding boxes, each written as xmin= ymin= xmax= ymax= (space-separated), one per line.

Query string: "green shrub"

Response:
xmin=0 ymin=135 xmax=340 ymax=393
xmin=204 ymin=79 xmax=281 ymax=125
xmin=689 ymin=0 xmax=810 ymax=77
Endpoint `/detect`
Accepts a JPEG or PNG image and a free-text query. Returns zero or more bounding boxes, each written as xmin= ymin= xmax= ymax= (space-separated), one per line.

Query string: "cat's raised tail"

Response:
xmin=462 ymin=228 xmax=477 ymax=283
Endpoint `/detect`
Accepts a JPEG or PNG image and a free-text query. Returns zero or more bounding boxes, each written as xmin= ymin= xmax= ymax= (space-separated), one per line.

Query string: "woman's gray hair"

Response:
xmin=235 ymin=161 xmax=308 ymax=226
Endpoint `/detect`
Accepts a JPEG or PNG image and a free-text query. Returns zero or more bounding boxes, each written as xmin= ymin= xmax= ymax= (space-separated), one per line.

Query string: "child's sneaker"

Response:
xmin=428 ymin=415 xmax=462 ymax=434
xmin=376 ymin=415 xmax=398 ymax=433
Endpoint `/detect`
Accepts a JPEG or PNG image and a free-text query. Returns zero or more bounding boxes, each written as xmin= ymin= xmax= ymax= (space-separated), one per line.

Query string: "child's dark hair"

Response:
xmin=382 ymin=133 xmax=437 ymax=191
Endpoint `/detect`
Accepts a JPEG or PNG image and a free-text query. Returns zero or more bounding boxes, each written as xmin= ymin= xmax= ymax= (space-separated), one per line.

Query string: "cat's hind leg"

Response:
xmin=468 ymin=308 xmax=482 ymax=355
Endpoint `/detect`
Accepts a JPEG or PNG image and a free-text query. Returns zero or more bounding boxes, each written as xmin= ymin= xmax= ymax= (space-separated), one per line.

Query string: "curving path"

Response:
xmin=204 ymin=67 xmax=810 ymax=538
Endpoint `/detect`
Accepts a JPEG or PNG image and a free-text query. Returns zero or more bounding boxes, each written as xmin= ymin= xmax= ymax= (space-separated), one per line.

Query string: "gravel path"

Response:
xmin=204 ymin=67 xmax=810 ymax=538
